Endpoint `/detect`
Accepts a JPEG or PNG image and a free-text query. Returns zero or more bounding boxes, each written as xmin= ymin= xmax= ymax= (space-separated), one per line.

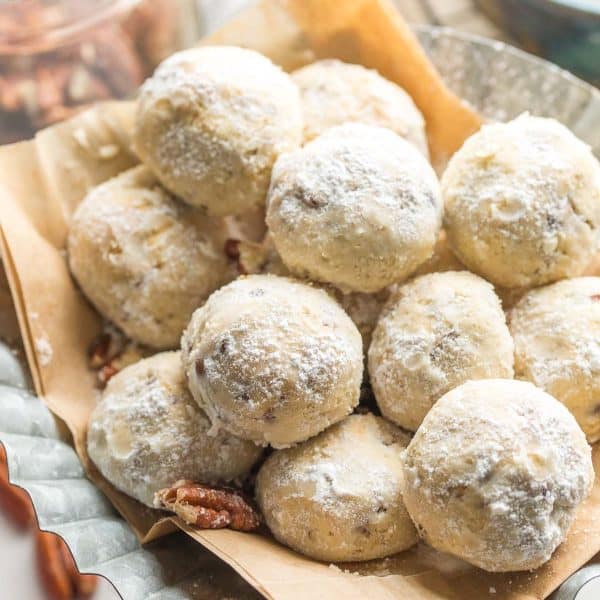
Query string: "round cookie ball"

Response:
xmin=509 ymin=277 xmax=600 ymax=442
xmin=256 ymin=414 xmax=418 ymax=562
xmin=181 ymin=275 xmax=363 ymax=448
xmin=292 ymin=59 xmax=428 ymax=155
xmin=368 ymin=271 xmax=514 ymax=431
xmin=266 ymin=123 xmax=442 ymax=293
xmin=68 ymin=166 xmax=233 ymax=349
xmin=402 ymin=379 xmax=594 ymax=572
xmin=134 ymin=46 xmax=302 ymax=216
xmin=87 ymin=352 xmax=262 ymax=507
xmin=443 ymin=114 xmax=600 ymax=288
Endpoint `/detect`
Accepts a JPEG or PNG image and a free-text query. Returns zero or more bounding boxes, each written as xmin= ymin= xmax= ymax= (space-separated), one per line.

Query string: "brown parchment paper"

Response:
xmin=0 ymin=1 xmax=599 ymax=598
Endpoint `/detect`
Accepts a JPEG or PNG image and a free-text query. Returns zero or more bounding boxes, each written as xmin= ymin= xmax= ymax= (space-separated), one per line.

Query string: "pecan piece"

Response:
xmin=155 ymin=480 xmax=261 ymax=531
xmin=225 ymin=238 xmax=256 ymax=275
xmin=35 ymin=64 xmax=71 ymax=112
xmin=95 ymin=343 xmax=146 ymax=387
xmin=88 ymin=330 xmax=124 ymax=369
xmin=224 ymin=238 xmax=242 ymax=259
xmin=88 ymin=327 xmax=146 ymax=387
xmin=0 ymin=74 xmax=27 ymax=112
xmin=97 ymin=362 xmax=119 ymax=387
xmin=233 ymin=239 xmax=269 ymax=275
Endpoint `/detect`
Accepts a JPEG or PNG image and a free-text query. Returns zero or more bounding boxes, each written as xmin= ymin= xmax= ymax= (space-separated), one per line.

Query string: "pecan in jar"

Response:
xmin=0 ymin=0 xmax=191 ymax=144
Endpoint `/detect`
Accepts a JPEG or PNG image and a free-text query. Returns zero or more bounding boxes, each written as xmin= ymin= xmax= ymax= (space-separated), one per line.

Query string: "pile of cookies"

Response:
xmin=69 ymin=46 xmax=600 ymax=572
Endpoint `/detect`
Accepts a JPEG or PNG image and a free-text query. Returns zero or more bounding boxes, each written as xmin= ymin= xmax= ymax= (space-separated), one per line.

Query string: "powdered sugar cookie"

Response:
xmin=292 ymin=59 xmax=427 ymax=155
xmin=87 ymin=352 xmax=262 ymax=507
xmin=256 ymin=414 xmax=418 ymax=562
xmin=134 ymin=46 xmax=302 ymax=216
xmin=443 ymin=114 xmax=600 ymax=288
xmin=68 ymin=166 xmax=233 ymax=349
xmin=369 ymin=271 xmax=514 ymax=431
xmin=510 ymin=277 xmax=600 ymax=442
xmin=181 ymin=275 xmax=363 ymax=448
xmin=403 ymin=379 xmax=593 ymax=572
xmin=266 ymin=123 xmax=442 ymax=293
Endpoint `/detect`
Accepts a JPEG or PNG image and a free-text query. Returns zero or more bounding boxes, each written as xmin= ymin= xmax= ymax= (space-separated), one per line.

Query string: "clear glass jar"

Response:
xmin=0 ymin=0 xmax=200 ymax=144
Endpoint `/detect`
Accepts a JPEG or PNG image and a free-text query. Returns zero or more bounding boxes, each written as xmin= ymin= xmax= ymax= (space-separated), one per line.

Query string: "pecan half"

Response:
xmin=155 ymin=480 xmax=261 ymax=531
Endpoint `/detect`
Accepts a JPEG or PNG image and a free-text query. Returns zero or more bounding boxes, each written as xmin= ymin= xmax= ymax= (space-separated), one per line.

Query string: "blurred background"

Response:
xmin=0 ymin=0 xmax=598 ymax=146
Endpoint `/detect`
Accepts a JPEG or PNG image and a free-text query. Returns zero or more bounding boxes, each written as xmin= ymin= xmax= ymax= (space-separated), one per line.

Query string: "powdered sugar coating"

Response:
xmin=266 ymin=123 xmax=442 ymax=293
xmin=403 ymin=379 xmax=594 ymax=572
xmin=510 ymin=277 xmax=600 ymax=442
xmin=68 ymin=166 xmax=233 ymax=349
xmin=181 ymin=275 xmax=363 ymax=448
xmin=237 ymin=234 xmax=390 ymax=352
xmin=443 ymin=113 xmax=600 ymax=288
xmin=134 ymin=46 xmax=302 ymax=216
xmin=369 ymin=271 xmax=514 ymax=431
xmin=87 ymin=352 xmax=262 ymax=507
xmin=256 ymin=414 xmax=418 ymax=562
xmin=292 ymin=59 xmax=428 ymax=156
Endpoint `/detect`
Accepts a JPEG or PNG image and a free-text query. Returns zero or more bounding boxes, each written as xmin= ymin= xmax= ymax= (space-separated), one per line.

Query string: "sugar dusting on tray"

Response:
xmin=34 ymin=336 xmax=53 ymax=367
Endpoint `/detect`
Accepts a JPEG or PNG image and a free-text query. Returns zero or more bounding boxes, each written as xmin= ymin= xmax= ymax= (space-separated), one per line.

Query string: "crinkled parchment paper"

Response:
xmin=0 ymin=1 xmax=599 ymax=599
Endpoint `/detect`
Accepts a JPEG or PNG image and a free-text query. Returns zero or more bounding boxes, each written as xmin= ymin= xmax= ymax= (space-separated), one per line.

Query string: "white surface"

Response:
xmin=576 ymin=577 xmax=600 ymax=600
xmin=0 ymin=509 xmax=120 ymax=600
